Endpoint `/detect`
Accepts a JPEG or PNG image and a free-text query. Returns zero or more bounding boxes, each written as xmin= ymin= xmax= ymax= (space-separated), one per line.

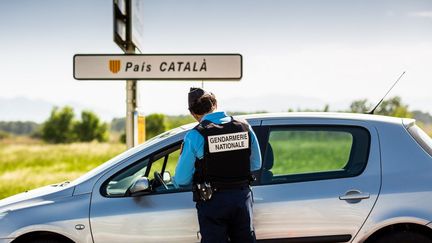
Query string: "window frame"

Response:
xmin=145 ymin=145 xmax=180 ymax=180
xmin=258 ymin=125 xmax=371 ymax=185
xmin=407 ymin=124 xmax=432 ymax=157
xmin=100 ymin=141 xmax=187 ymax=198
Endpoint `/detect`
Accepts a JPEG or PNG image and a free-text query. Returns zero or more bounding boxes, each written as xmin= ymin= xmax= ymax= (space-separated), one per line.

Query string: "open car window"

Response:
xmin=72 ymin=125 xmax=193 ymax=187
xmin=103 ymin=143 xmax=185 ymax=197
xmin=105 ymin=158 xmax=149 ymax=197
xmin=147 ymin=144 xmax=184 ymax=193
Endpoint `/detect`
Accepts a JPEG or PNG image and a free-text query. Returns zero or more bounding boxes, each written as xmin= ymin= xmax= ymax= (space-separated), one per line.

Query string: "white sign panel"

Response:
xmin=73 ymin=54 xmax=242 ymax=80
xmin=207 ymin=131 xmax=249 ymax=153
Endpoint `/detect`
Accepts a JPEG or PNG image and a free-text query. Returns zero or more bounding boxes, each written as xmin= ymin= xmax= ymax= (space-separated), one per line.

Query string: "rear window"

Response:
xmin=261 ymin=126 xmax=370 ymax=184
xmin=408 ymin=125 xmax=432 ymax=157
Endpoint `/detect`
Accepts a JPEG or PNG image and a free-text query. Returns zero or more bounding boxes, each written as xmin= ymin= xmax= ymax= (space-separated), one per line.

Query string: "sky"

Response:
xmin=1 ymin=0 xmax=432 ymax=121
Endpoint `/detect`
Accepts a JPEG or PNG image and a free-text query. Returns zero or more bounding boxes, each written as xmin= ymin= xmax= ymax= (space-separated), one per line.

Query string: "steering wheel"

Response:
xmin=154 ymin=171 xmax=168 ymax=190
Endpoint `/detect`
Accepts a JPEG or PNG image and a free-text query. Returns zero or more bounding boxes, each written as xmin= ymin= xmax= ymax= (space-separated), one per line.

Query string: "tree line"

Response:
xmin=39 ymin=107 xmax=108 ymax=143
xmin=0 ymin=96 xmax=431 ymax=143
xmin=0 ymin=121 xmax=39 ymax=139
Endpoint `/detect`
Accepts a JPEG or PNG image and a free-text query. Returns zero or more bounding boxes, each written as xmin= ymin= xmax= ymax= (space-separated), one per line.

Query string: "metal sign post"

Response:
xmin=126 ymin=80 xmax=137 ymax=148
xmin=125 ymin=51 xmax=138 ymax=148
xmin=114 ymin=0 xmax=140 ymax=148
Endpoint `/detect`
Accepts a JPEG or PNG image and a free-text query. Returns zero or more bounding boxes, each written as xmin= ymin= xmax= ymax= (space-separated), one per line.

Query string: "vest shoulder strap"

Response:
xmin=193 ymin=119 xmax=212 ymax=136
xmin=223 ymin=116 xmax=248 ymax=126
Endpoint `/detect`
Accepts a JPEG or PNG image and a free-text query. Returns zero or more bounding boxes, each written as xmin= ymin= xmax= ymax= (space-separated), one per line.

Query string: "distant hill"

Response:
xmin=0 ymin=97 xmax=53 ymax=122
xmin=412 ymin=110 xmax=432 ymax=124
xmin=0 ymin=97 xmax=119 ymax=123
xmin=223 ymin=95 xmax=331 ymax=113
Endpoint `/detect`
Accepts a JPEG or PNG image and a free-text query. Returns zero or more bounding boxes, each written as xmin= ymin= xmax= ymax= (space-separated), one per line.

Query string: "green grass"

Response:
xmin=269 ymin=134 xmax=353 ymax=175
xmin=0 ymin=141 xmax=125 ymax=199
xmin=270 ymin=139 xmax=351 ymax=175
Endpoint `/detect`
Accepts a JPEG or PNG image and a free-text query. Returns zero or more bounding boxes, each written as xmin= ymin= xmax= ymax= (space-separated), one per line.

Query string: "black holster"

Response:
xmin=193 ymin=183 xmax=213 ymax=202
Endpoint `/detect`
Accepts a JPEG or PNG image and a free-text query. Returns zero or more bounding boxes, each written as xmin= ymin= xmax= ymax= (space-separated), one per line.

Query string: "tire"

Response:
xmin=29 ymin=239 xmax=62 ymax=243
xmin=376 ymin=231 xmax=432 ymax=243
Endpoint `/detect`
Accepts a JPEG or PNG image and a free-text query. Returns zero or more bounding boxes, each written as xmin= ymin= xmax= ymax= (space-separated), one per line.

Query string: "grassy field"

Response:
xmin=269 ymin=131 xmax=353 ymax=175
xmin=0 ymin=138 xmax=125 ymax=199
xmin=270 ymin=139 xmax=351 ymax=175
xmin=422 ymin=124 xmax=432 ymax=137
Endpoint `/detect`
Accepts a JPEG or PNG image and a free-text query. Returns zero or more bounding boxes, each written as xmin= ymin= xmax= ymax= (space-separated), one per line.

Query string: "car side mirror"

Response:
xmin=163 ymin=171 xmax=172 ymax=183
xmin=129 ymin=177 xmax=151 ymax=196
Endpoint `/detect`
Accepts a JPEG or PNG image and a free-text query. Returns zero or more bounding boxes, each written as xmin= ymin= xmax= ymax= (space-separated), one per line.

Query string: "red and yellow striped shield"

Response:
xmin=109 ymin=60 xmax=121 ymax=74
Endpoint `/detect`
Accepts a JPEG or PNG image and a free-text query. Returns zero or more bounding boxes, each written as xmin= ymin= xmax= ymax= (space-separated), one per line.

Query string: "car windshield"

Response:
xmin=408 ymin=125 xmax=432 ymax=157
xmin=70 ymin=124 xmax=194 ymax=186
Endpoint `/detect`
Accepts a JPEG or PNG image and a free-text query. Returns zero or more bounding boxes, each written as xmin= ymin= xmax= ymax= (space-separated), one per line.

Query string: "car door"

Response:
xmin=89 ymin=140 xmax=200 ymax=243
xmin=253 ymin=119 xmax=381 ymax=242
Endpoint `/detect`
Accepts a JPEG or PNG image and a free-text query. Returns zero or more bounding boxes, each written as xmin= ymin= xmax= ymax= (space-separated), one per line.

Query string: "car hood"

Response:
xmin=0 ymin=184 xmax=75 ymax=212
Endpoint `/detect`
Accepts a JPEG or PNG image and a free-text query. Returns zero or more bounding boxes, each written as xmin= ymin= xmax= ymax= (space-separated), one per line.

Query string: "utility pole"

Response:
xmin=124 ymin=0 xmax=139 ymax=148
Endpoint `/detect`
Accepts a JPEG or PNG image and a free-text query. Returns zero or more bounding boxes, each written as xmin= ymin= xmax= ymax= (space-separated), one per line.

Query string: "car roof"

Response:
xmin=179 ymin=112 xmax=411 ymax=130
xmin=236 ymin=112 xmax=411 ymax=125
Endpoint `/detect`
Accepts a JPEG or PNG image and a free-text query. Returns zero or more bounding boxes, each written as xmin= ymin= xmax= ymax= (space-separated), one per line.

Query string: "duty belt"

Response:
xmin=212 ymin=180 xmax=250 ymax=191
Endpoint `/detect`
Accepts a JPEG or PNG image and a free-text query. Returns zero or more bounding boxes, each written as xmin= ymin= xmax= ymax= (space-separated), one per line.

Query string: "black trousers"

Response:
xmin=196 ymin=188 xmax=256 ymax=243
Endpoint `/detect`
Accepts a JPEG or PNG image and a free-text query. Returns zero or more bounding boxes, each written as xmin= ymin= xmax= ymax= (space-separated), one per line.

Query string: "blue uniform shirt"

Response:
xmin=174 ymin=111 xmax=262 ymax=186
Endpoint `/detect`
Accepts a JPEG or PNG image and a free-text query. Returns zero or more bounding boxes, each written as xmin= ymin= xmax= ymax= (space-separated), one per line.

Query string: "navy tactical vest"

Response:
xmin=192 ymin=118 xmax=252 ymax=185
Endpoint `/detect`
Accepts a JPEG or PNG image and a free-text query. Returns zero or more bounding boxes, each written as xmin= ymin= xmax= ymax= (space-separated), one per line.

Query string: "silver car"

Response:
xmin=1 ymin=113 xmax=432 ymax=243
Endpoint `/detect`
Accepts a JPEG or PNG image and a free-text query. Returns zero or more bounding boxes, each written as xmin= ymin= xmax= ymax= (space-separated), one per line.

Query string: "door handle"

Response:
xmin=339 ymin=190 xmax=370 ymax=201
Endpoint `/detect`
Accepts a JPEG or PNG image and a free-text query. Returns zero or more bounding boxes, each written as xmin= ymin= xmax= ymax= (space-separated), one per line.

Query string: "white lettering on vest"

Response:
xmin=207 ymin=131 xmax=249 ymax=153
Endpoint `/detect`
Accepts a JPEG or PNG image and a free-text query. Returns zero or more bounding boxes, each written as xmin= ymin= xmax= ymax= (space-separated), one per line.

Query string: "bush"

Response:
xmin=41 ymin=106 xmax=75 ymax=143
xmin=119 ymin=132 xmax=126 ymax=144
xmin=146 ymin=113 xmax=168 ymax=139
xmin=74 ymin=110 xmax=108 ymax=142
xmin=0 ymin=130 xmax=10 ymax=139
xmin=41 ymin=107 xmax=108 ymax=143
xmin=349 ymin=96 xmax=412 ymax=118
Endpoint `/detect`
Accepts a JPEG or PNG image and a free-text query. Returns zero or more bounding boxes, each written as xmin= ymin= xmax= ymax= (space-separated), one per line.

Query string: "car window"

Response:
xmin=72 ymin=125 xmax=191 ymax=187
xmin=103 ymin=143 xmax=184 ymax=197
xmin=148 ymin=147 xmax=180 ymax=180
xmin=105 ymin=158 xmax=149 ymax=196
xmin=261 ymin=126 xmax=370 ymax=184
xmin=148 ymin=145 xmax=182 ymax=193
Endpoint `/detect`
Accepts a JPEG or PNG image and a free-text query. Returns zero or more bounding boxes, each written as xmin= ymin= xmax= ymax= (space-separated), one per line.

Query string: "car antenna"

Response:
xmin=367 ymin=71 xmax=406 ymax=114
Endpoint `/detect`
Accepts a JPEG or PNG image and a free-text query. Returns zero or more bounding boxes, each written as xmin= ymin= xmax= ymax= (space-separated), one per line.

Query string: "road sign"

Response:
xmin=131 ymin=0 xmax=144 ymax=52
xmin=113 ymin=0 xmax=144 ymax=52
xmin=113 ymin=0 xmax=129 ymax=52
xmin=73 ymin=54 xmax=242 ymax=80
